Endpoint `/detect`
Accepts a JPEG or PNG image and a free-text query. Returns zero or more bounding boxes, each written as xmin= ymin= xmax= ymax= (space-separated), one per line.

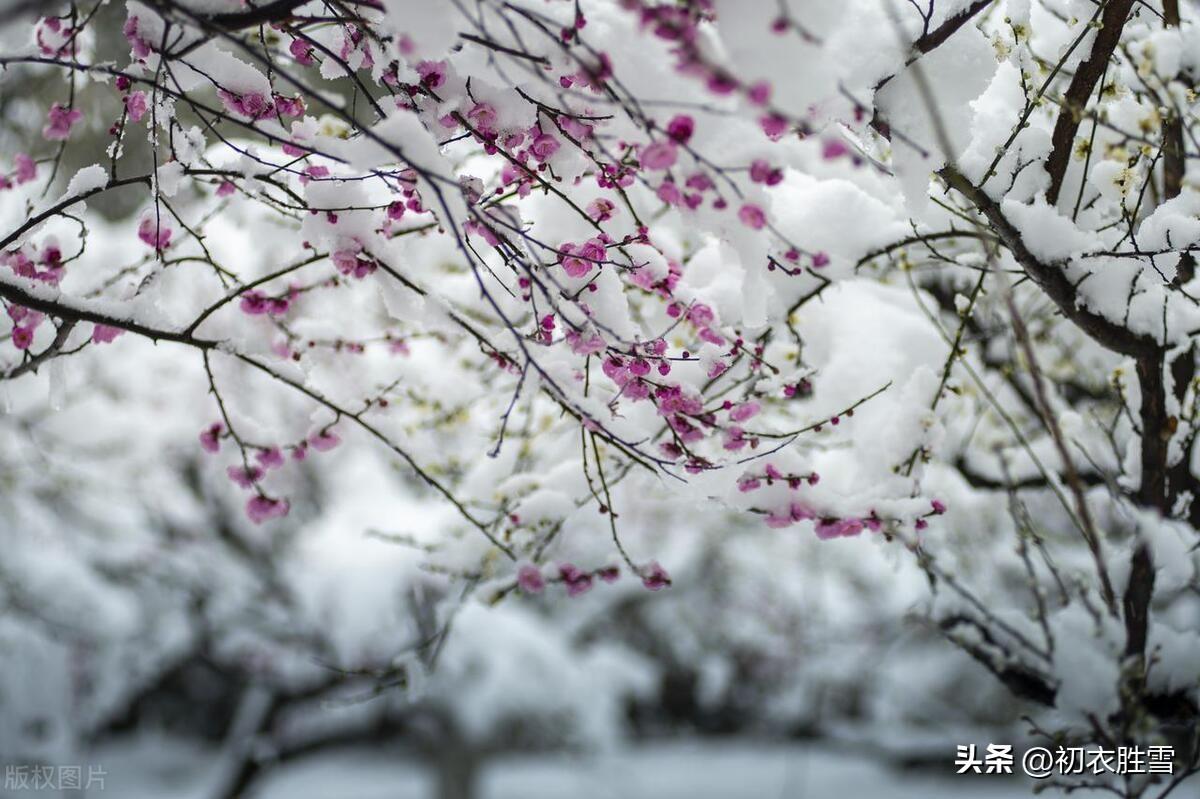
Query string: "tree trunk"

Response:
xmin=433 ymin=737 xmax=479 ymax=799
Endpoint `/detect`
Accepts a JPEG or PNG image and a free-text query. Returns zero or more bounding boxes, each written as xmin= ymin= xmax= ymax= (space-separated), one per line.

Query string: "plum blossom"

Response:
xmin=665 ymin=114 xmax=694 ymax=143
xmin=123 ymin=15 xmax=151 ymax=59
xmin=765 ymin=502 xmax=817 ymax=529
xmin=11 ymin=326 xmax=34 ymax=350
xmin=558 ymin=563 xmax=593 ymax=597
xmin=822 ymin=139 xmax=850 ymax=160
xmin=760 ymin=114 xmax=788 ymax=140
xmin=239 ymin=291 xmax=270 ymax=315
xmin=331 ymin=241 xmax=376 ymax=279
xmin=565 ymin=330 xmax=605 ymax=355
xmin=3 ymin=245 xmax=61 ymax=284
xmin=656 ymin=180 xmax=682 ymax=206
xmin=91 ymin=325 xmax=124 ymax=344
xmin=218 ymin=90 xmax=274 ymax=120
xmin=246 ymin=495 xmax=290 ymax=524
xmin=124 ymin=91 xmax=148 ymax=123
xmin=560 ymin=238 xmax=606 ymax=278
xmin=256 ymin=448 xmax=285 ymax=470
xmin=729 ymin=402 xmax=759 ymax=422
xmin=228 ymin=465 xmax=263 ymax=489
xmin=239 ymin=290 xmax=289 ymax=317
xmin=814 ymin=518 xmax=866 ymax=540
xmin=309 ymin=430 xmax=341 ymax=452
xmin=274 ymin=95 xmax=305 ymax=118
xmin=640 ymin=562 xmax=672 ymax=591
xmin=517 ymin=564 xmax=545 ymax=595
xmin=641 ymin=140 xmax=678 ymax=170
xmin=289 ymin=37 xmax=314 ymax=65
xmin=415 ymin=60 xmax=447 ymax=88
xmin=737 ymin=475 xmax=761 ymax=492
xmin=43 ymin=103 xmax=82 ymax=141
xmin=749 ymin=159 xmax=783 ymax=186
xmin=36 ymin=16 xmax=69 ymax=56
xmin=738 ymin=203 xmax=766 ymax=230
xmin=466 ymin=102 xmax=498 ymax=135
xmin=300 ymin=165 xmax=329 ymax=185
xmin=558 ymin=115 xmax=593 ymax=141
xmin=199 ymin=423 xmax=224 ymax=454
xmin=586 ymin=198 xmax=616 ymax=222
xmin=747 ymin=81 xmax=771 ymax=105
xmin=529 ymin=133 xmax=560 ymax=162
xmin=686 ymin=303 xmax=714 ymax=327
xmin=137 ymin=215 xmax=172 ymax=250
xmin=13 ymin=154 xmax=36 ymax=184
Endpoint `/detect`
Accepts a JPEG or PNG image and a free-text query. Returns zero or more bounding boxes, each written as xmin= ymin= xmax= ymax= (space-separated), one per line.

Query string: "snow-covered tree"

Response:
xmin=2 ymin=1 xmax=1199 ymax=796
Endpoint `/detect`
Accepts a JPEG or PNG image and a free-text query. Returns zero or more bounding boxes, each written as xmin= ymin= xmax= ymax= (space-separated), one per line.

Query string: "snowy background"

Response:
xmin=2 ymin=0 xmax=1199 ymax=797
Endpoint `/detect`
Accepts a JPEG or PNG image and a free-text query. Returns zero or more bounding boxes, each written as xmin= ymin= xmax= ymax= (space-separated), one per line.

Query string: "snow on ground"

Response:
xmin=10 ymin=736 xmax=1035 ymax=798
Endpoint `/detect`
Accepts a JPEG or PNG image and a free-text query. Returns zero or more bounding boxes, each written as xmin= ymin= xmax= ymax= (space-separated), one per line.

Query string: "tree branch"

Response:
xmin=0 ymin=274 xmax=219 ymax=350
xmin=156 ymin=0 xmax=312 ymax=30
xmin=1161 ymin=0 xmax=1185 ymax=202
xmin=940 ymin=166 xmax=1162 ymax=359
xmin=912 ymin=0 xmax=997 ymax=56
xmin=1044 ymin=0 xmax=1136 ymax=205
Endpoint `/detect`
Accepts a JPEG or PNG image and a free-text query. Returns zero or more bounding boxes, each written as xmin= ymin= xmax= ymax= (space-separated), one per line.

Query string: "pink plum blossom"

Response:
xmin=814 ymin=518 xmax=866 ymax=540
xmin=199 ymin=423 xmax=224 ymax=454
xmin=529 ymin=133 xmax=560 ymax=162
xmin=43 ymin=103 xmax=82 ymax=140
xmin=91 ymin=325 xmax=124 ymax=344
xmin=749 ymin=159 xmax=783 ymax=186
xmin=517 ymin=564 xmax=545 ymax=594
xmin=641 ymin=562 xmax=671 ymax=591
xmin=666 ymin=114 xmax=694 ymax=143
xmin=737 ymin=475 xmax=761 ymax=492
xmin=729 ymin=402 xmax=760 ymax=422
xmin=558 ymin=563 xmax=593 ymax=597
xmin=747 ymin=81 xmax=771 ymax=105
xmin=125 ymin=91 xmax=148 ymax=122
xmin=11 ymin=326 xmax=34 ymax=350
xmin=687 ymin=303 xmax=714 ymax=327
xmin=586 ymin=198 xmax=616 ymax=222
xmin=641 ymin=140 xmax=678 ymax=170
xmin=275 ymin=95 xmax=305 ymax=118
xmin=256 ymin=448 xmax=285 ymax=470
xmin=137 ymin=215 xmax=172 ymax=250
xmin=738 ymin=203 xmax=766 ymax=230
xmin=760 ymin=114 xmax=788 ymax=140
xmin=13 ymin=154 xmax=36 ymax=184
xmin=289 ymin=37 xmax=315 ymax=65
xmin=246 ymin=495 xmax=290 ymax=524
xmin=218 ymin=90 xmax=274 ymax=120
xmin=228 ymin=465 xmax=263 ymax=489
xmin=309 ymin=430 xmax=341 ymax=452
xmin=822 ymin=139 xmax=850 ymax=160
xmin=123 ymin=15 xmax=151 ymax=59
xmin=416 ymin=60 xmax=447 ymax=88
xmin=466 ymin=102 xmax=498 ymax=135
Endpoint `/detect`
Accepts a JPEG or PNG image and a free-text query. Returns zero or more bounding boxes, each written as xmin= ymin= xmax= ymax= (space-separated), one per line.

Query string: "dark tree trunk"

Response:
xmin=434 ymin=742 xmax=479 ymax=799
